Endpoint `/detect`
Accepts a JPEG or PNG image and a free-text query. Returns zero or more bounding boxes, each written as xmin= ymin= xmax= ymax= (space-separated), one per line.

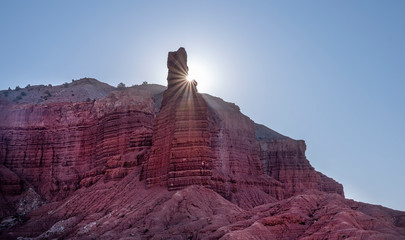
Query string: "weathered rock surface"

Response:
xmin=219 ymin=191 xmax=405 ymax=240
xmin=145 ymin=48 xmax=342 ymax=209
xmin=2 ymin=173 xmax=404 ymax=239
xmin=0 ymin=164 xmax=22 ymax=196
xmin=146 ymin=47 xmax=212 ymax=190
xmin=256 ymin=126 xmax=344 ymax=198
xmin=0 ymin=48 xmax=404 ymax=239
xmin=203 ymin=94 xmax=284 ymax=208
xmin=0 ymin=86 xmax=157 ymax=202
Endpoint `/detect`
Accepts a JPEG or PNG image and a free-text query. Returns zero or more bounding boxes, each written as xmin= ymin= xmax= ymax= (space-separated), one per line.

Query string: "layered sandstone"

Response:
xmin=0 ymin=86 xmax=156 ymax=202
xmin=0 ymin=164 xmax=22 ymax=196
xmin=203 ymin=94 xmax=284 ymax=208
xmin=146 ymin=47 xmax=213 ymax=190
xmin=1 ymin=48 xmax=403 ymax=239
xmin=256 ymin=124 xmax=344 ymax=198
xmin=0 ymin=48 xmax=343 ymax=208
xmin=145 ymin=47 xmax=342 ymax=209
xmin=3 ymin=176 xmax=404 ymax=239
xmin=146 ymin=48 xmax=280 ymax=208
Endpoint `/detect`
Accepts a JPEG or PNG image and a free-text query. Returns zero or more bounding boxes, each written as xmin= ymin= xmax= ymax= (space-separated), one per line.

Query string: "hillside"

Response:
xmin=0 ymin=48 xmax=404 ymax=239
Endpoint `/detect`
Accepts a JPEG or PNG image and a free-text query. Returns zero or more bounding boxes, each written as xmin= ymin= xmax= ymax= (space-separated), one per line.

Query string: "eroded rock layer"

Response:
xmin=1 ymin=48 xmax=401 ymax=239
xmin=256 ymin=133 xmax=344 ymax=198
xmin=3 ymin=176 xmax=404 ymax=240
xmin=0 ymin=88 xmax=155 ymax=201
xmin=146 ymin=47 xmax=213 ymax=190
xmin=203 ymin=94 xmax=284 ymax=208
xmin=145 ymin=48 xmax=342 ymax=208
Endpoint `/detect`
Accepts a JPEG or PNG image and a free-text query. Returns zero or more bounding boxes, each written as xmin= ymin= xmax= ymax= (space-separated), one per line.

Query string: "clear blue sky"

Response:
xmin=1 ymin=1 xmax=404 ymax=210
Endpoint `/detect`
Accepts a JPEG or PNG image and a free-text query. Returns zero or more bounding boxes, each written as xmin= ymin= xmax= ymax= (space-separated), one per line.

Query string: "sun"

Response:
xmin=186 ymin=66 xmax=200 ymax=83
xmin=185 ymin=59 xmax=214 ymax=92
xmin=186 ymin=75 xmax=194 ymax=82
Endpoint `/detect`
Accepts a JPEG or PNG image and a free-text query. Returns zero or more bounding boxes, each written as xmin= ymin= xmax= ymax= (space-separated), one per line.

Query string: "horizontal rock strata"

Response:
xmin=1 ymin=48 xmax=395 ymax=239
xmin=146 ymin=47 xmax=212 ymax=190
xmin=0 ymin=88 xmax=155 ymax=201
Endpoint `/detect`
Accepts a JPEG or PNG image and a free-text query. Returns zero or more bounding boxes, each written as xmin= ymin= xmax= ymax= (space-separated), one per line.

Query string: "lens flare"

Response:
xmin=186 ymin=75 xmax=193 ymax=82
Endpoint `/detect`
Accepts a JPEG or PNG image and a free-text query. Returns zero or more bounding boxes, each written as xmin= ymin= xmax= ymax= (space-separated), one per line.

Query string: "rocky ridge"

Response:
xmin=0 ymin=48 xmax=404 ymax=239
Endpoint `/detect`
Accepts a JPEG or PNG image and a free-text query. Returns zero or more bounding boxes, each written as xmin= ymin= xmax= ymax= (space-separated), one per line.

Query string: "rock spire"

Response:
xmin=146 ymin=47 xmax=211 ymax=189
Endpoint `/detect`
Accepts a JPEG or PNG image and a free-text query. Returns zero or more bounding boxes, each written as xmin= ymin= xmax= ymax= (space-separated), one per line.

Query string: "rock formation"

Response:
xmin=0 ymin=86 xmax=158 ymax=201
xmin=0 ymin=48 xmax=403 ymax=239
xmin=146 ymin=47 xmax=212 ymax=190
xmin=2 ymin=174 xmax=404 ymax=239
xmin=256 ymin=128 xmax=344 ymax=198
xmin=147 ymin=48 xmax=342 ymax=207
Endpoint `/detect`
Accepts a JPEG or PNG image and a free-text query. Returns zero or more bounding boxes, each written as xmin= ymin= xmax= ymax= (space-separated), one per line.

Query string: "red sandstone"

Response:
xmin=0 ymin=48 xmax=403 ymax=239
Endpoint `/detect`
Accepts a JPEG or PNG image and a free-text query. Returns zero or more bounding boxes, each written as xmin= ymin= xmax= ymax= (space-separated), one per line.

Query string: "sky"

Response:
xmin=1 ymin=1 xmax=404 ymax=210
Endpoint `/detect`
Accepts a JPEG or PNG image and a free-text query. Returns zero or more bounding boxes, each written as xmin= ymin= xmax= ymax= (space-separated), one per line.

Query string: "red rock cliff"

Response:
xmin=146 ymin=47 xmax=213 ymax=190
xmin=0 ymin=49 xmax=343 ymax=209
xmin=1 ymin=49 xmax=404 ymax=240
xmin=145 ymin=48 xmax=343 ymax=208
xmin=0 ymin=87 xmax=156 ymax=201
xmin=255 ymin=125 xmax=344 ymax=198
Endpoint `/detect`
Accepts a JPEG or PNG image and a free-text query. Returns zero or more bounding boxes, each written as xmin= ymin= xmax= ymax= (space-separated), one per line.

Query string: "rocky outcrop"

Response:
xmin=3 ymin=175 xmax=404 ymax=239
xmin=203 ymin=94 xmax=284 ymax=208
xmin=256 ymin=127 xmax=344 ymax=198
xmin=0 ymin=78 xmax=115 ymax=105
xmin=0 ymin=87 xmax=155 ymax=201
xmin=220 ymin=191 xmax=405 ymax=240
xmin=146 ymin=47 xmax=213 ymax=190
xmin=145 ymin=47 xmax=342 ymax=209
xmin=1 ymin=48 xmax=403 ymax=239
xmin=147 ymin=48 xmax=278 ymax=208
xmin=0 ymin=164 xmax=22 ymax=196
xmin=0 ymin=49 xmax=342 ymax=207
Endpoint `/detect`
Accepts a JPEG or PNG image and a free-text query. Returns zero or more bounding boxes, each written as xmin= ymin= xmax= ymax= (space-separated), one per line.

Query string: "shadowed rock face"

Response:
xmin=146 ymin=48 xmax=343 ymax=207
xmin=146 ymin=47 xmax=212 ymax=190
xmin=167 ymin=47 xmax=189 ymax=88
xmin=257 ymin=137 xmax=344 ymax=198
xmin=0 ymin=86 xmax=157 ymax=203
xmin=0 ymin=48 xmax=342 ymax=206
xmin=0 ymin=48 xmax=403 ymax=239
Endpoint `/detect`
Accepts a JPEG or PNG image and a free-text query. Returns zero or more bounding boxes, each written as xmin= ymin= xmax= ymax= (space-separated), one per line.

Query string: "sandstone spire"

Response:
xmin=166 ymin=47 xmax=197 ymax=91
xmin=146 ymin=47 xmax=211 ymax=189
xmin=167 ymin=47 xmax=188 ymax=88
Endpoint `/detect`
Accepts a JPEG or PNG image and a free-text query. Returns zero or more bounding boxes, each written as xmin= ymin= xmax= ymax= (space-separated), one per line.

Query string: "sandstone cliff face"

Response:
xmin=256 ymin=126 xmax=344 ymax=198
xmin=1 ymin=48 xmax=403 ymax=239
xmin=0 ymin=48 xmax=343 ymax=208
xmin=146 ymin=47 xmax=213 ymax=190
xmin=145 ymin=47 xmax=343 ymax=209
xmin=0 ymin=164 xmax=22 ymax=196
xmin=0 ymin=87 xmax=156 ymax=202
xmin=203 ymin=94 xmax=284 ymax=208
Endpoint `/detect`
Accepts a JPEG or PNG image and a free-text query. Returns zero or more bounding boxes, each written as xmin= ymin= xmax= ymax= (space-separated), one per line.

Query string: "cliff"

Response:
xmin=145 ymin=48 xmax=342 ymax=208
xmin=146 ymin=47 xmax=213 ymax=190
xmin=0 ymin=48 xmax=403 ymax=239
xmin=0 ymin=83 xmax=160 ymax=203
